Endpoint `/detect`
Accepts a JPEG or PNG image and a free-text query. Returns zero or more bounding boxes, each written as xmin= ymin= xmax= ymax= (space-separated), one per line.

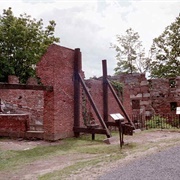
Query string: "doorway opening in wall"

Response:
xmin=170 ymin=102 xmax=177 ymax=111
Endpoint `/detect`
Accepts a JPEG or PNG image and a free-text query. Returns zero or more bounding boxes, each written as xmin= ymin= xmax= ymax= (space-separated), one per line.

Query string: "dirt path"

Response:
xmin=0 ymin=130 xmax=180 ymax=180
xmin=0 ymin=153 xmax=97 ymax=180
xmin=68 ymin=130 xmax=180 ymax=180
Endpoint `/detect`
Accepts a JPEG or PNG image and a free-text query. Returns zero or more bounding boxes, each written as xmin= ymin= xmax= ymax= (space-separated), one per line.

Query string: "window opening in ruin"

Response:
xmin=169 ymin=79 xmax=176 ymax=88
xmin=170 ymin=102 xmax=177 ymax=111
xmin=132 ymin=100 xmax=140 ymax=109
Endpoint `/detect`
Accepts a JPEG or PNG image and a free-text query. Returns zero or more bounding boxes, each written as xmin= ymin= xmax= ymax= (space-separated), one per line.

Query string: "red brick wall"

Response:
xmin=110 ymin=74 xmax=151 ymax=116
xmin=1 ymin=42 xmax=179 ymax=140
xmin=150 ymin=77 xmax=180 ymax=114
xmin=0 ymin=114 xmax=29 ymax=138
xmin=122 ymin=85 xmax=132 ymax=116
xmin=0 ymin=78 xmax=44 ymax=127
xmin=36 ymin=44 xmax=76 ymax=140
xmin=84 ymin=79 xmax=132 ymax=124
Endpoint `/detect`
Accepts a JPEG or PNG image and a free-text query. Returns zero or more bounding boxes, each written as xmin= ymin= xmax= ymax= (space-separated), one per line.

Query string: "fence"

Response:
xmin=131 ymin=113 xmax=180 ymax=130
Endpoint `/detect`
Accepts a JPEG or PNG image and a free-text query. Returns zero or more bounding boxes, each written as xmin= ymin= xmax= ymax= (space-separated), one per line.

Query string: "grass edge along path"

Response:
xmin=0 ymin=130 xmax=180 ymax=180
xmin=39 ymin=131 xmax=180 ymax=180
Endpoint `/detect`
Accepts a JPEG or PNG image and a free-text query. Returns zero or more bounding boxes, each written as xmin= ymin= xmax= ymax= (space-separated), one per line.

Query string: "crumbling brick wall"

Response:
xmin=0 ymin=76 xmax=44 ymax=128
xmin=1 ymin=42 xmax=179 ymax=140
xmin=84 ymin=78 xmax=132 ymax=124
xmin=149 ymin=76 xmax=180 ymax=114
xmin=36 ymin=44 xmax=76 ymax=140
xmin=0 ymin=114 xmax=29 ymax=138
xmin=109 ymin=73 xmax=151 ymax=117
xmin=110 ymin=74 xmax=180 ymax=116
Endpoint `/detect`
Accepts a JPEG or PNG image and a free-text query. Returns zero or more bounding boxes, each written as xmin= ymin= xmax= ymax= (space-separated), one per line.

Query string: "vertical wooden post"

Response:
xmin=102 ymin=60 xmax=108 ymax=123
xmin=0 ymin=98 xmax=3 ymax=112
xmin=74 ymin=48 xmax=81 ymax=137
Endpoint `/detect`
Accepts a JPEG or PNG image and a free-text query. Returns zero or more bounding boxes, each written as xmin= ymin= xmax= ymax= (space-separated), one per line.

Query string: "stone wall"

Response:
xmin=150 ymin=76 xmax=180 ymax=114
xmin=110 ymin=73 xmax=151 ymax=116
xmin=110 ymin=73 xmax=180 ymax=116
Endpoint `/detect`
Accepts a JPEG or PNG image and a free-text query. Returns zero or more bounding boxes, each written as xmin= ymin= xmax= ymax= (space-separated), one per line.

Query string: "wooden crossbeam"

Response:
xmin=107 ymin=79 xmax=136 ymax=129
xmin=0 ymin=84 xmax=53 ymax=91
xmin=78 ymin=73 xmax=111 ymax=138
xmin=73 ymin=127 xmax=107 ymax=134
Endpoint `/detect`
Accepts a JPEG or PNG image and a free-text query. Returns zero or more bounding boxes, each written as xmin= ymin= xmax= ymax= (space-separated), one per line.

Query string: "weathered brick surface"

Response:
xmin=84 ymin=79 xmax=132 ymax=124
xmin=0 ymin=114 xmax=29 ymax=137
xmin=0 ymin=89 xmax=44 ymax=125
xmin=111 ymin=74 xmax=180 ymax=116
xmin=36 ymin=44 xmax=75 ymax=140
xmin=109 ymin=73 xmax=150 ymax=116
xmin=8 ymin=75 xmax=19 ymax=84
xmin=0 ymin=43 xmax=179 ymax=140
xmin=149 ymin=77 xmax=180 ymax=114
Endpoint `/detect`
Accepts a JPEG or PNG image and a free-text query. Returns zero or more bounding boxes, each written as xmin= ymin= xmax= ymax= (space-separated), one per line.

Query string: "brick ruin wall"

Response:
xmin=0 ymin=114 xmax=29 ymax=138
xmin=0 ymin=44 xmax=179 ymax=140
xmin=110 ymin=73 xmax=180 ymax=117
xmin=84 ymin=79 xmax=132 ymax=124
xmin=36 ymin=44 xmax=77 ymax=140
xmin=0 ymin=76 xmax=44 ymax=130
xmin=0 ymin=44 xmax=77 ymax=140
xmin=149 ymin=77 xmax=180 ymax=114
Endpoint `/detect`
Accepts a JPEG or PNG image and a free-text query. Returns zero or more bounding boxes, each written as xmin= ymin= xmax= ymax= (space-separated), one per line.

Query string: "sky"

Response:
xmin=0 ymin=0 xmax=180 ymax=78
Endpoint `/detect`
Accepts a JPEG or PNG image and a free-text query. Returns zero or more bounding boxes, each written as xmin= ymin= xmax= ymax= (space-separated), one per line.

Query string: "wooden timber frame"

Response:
xmin=73 ymin=48 xmax=111 ymax=139
xmin=102 ymin=60 xmax=136 ymax=147
xmin=73 ymin=48 xmax=135 ymax=140
xmin=102 ymin=60 xmax=136 ymax=132
xmin=73 ymin=49 xmax=135 ymax=141
xmin=0 ymin=84 xmax=53 ymax=91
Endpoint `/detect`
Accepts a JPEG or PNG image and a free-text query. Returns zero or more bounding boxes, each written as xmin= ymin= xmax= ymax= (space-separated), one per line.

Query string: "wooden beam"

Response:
xmin=0 ymin=84 xmax=53 ymax=91
xmin=78 ymin=73 xmax=111 ymax=138
xmin=106 ymin=121 xmax=125 ymax=127
xmin=102 ymin=60 xmax=108 ymax=123
xmin=107 ymin=79 xmax=136 ymax=129
xmin=73 ymin=48 xmax=81 ymax=137
xmin=73 ymin=127 xmax=107 ymax=134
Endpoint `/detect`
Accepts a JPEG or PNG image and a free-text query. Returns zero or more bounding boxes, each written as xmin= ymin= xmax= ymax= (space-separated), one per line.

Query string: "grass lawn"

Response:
xmin=0 ymin=130 xmax=180 ymax=179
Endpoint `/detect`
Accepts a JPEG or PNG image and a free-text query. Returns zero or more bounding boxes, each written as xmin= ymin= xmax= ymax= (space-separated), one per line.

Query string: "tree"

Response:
xmin=0 ymin=7 xmax=60 ymax=83
xmin=111 ymin=28 xmax=148 ymax=75
xmin=149 ymin=14 xmax=180 ymax=78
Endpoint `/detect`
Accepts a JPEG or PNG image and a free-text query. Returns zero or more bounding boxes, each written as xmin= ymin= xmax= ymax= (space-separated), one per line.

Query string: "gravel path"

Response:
xmin=98 ymin=145 xmax=180 ymax=180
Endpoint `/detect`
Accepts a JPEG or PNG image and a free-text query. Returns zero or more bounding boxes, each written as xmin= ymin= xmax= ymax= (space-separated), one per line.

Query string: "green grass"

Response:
xmin=38 ymin=142 xmax=137 ymax=180
xmin=0 ymin=130 xmax=179 ymax=179
xmin=0 ymin=133 xmax=132 ymax=171
xmin=0 ymin=134 xmax=119 ymax=171
xmin=0 ymin=145 xmax=67 ymax=170
xmin=39 ymin=159 xmax=103 ymax=180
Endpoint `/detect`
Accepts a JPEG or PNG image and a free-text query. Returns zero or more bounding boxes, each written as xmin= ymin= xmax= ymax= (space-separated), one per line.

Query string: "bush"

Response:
xmin=145 ymin=115 xmax=173 ymax=129
xmin=169 ymin=118 xmax=180 ymax=128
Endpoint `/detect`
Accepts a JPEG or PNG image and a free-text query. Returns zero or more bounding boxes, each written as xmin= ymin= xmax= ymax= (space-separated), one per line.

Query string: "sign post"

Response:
xmin=110 ymin=113 xmax=125 ymax=148
xmin=176 ymin=107 xmax=180 ymax=128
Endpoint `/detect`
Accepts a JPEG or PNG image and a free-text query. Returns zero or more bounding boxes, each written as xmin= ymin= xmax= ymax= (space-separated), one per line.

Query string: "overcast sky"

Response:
xmin=0 ymin=0 xmax=180 ymax=78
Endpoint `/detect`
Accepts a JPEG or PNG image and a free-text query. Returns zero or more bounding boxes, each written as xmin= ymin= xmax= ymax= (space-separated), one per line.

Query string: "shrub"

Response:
xmin=145 ymin=115 xmax=173 ymax=129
